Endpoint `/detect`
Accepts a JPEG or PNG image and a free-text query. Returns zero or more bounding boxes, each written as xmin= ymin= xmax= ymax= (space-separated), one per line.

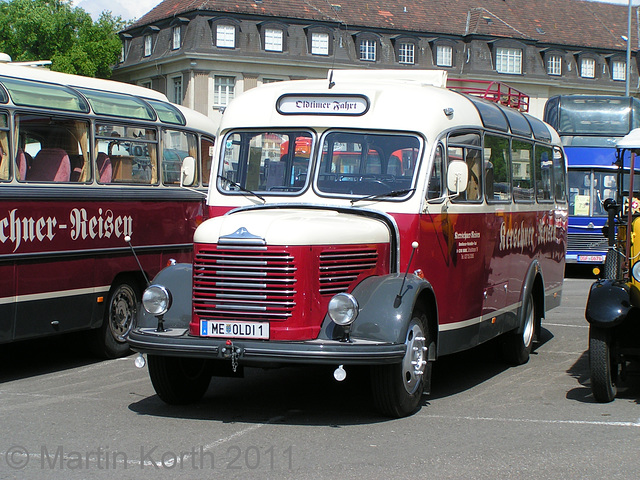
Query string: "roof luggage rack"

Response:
xmin=448 ymin=78 xmax=530 ymax=112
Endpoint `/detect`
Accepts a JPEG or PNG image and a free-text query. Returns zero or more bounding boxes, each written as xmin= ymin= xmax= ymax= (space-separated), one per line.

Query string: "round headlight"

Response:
xmin=328 ymin=293 xmax=359 ymax=326
xmin=142 ymin=285 xmax=172 ymax=316
xmin=632 ymin=261 xmax=640 ymax=283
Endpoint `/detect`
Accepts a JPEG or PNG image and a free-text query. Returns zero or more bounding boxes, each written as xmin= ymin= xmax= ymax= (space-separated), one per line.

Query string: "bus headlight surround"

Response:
xmin=142 ymin=285 xmax=172 ymax=316
xmin=632 ymin=261 xmax=640 ymax=283
xmin=328 ymin=293 xmax=359 ymax=326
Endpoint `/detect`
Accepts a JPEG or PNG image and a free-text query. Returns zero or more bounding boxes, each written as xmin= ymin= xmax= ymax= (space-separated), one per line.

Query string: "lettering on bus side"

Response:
xmin=0 ymin=208 xmax=133 ymax=253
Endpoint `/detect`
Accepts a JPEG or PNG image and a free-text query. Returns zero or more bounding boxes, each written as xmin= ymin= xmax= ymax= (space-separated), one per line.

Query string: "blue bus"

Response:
xmin=544 ymin=95 xmax=640 ymax=265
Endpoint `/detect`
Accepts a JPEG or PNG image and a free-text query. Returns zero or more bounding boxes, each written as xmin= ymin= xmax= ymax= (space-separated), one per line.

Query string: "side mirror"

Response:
xmin=180 ymin=156 xmax=196 ymax=187
xmin=447 ymin=160 xmax=468 ymax=194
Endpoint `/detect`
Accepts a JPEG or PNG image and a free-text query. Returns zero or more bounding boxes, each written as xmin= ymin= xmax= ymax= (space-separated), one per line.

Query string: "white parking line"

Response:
xmin=419 ymin=413 xmax=640 ymax=428
xmin=544 ymin=322 xmax=589 ymax=329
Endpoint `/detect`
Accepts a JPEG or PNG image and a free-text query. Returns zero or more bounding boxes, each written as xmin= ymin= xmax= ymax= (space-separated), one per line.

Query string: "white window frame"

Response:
xmin=172 ymin=26 xmax=181 ymax=50
xmin=398 ymin=42 xmax=415 ymax=65
xmin=581 ymin=58 xmax=596 ymax=78
xmin=216 ymin=24 xmax=236 ymax=48
xmin=612 ymin=60 xmax=626 ymax=81
xmin=214 ymin=76 xmax=235 ymax=107
xmin=495 ymin=47 xmax=522 ymax=74
xmin=311 ymin=32 xmax=329 ymax=55
xmin=547 ymin=54 xmax=562 ymax=76
xmin=144 ymin=35 xmax=152 ymax=57
xmin=360 ymin=39 xmax=376 ymax=62
xmin=171 ymin=76 xmax=183 ymax=105
xmin=264 ymin=28 xmax=283 ymax=52
xmin=436 ymin=45 xmax=453 ymax=67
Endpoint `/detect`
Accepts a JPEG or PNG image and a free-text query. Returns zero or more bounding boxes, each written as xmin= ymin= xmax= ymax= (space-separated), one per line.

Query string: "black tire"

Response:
xmin=371 ymin=309 xmax=429 ymax=418
xmin=93 ymin=280 xmax=140 ymax=358
xmin=589 ymin=326 xmax=617 ymax=403
xmin=501 ymin=292 xmax=536 ymax=365
xmin=603 ymin=250 xmax=619 ymax=280
xmin=147 ymin=355 xmax=211 ymax=405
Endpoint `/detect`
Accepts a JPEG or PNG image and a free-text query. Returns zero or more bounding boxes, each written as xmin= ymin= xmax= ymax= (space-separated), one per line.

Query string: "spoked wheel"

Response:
xmin=93 ymin=280 xmax=140 ymax=358
xmin=371 ymin=309 xmax=429 ymax=418
xmin=148 ymin=355 xmax=212 ymax=405
xmin=501 ymin=292 xmax=536 ymax=365
xmin=589 ymin=326 xmax=618 ymax=403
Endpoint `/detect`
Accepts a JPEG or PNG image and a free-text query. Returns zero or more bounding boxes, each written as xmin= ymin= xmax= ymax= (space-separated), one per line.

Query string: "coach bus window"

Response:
xmin=553 ymin=147 xmax=567 ymax=202
xmin=96 ymin=123 xmax=158 ymax=185
xmin=448 ymin=132 xmax=481 ymax=202
xmin=426 ymin=144 xmax=443 ymax=200
xmin=16 ymin=114 xmax=89 ymax=183
xmin=162 ymin=129 xmax=197 ymax=185
xmin=535 ymin=144 xmax=554 ymax=202
xmin=0 ymin=113 xmax=8 ymax=181
xmin=512 ymin=140 xmax=534 ymax=202
xmin=484 ymin=134 xmax=511 ymax=202
xmin=202 ymin=137 xmax=214 ymax=186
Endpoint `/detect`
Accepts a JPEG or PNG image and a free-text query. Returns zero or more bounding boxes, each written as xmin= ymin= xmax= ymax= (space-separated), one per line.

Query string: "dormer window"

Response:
xmin=581 ymin=58 xmax=596 ymax=78
xmin=612 ymin=59 xmax=626 ymax=81
xmin=264 ymin=28 xmax=284 ymax=52
xmin=360 ymin=39 xmax=376 ymax=61
xmin=397 ymin=41 xmax=416 ymax=65
xmin=436 ymin=45 xmax=453 ymax=67
xmin=172 ymin=26 xmax=181 ymax=50
xmin=311 ymin=32 xmax=329 ymax=55
xmin=144 ymin=35 xmax=152 ymax=57
xmin=216 ymin=24 xmax=236 ymax=48
xmin=495 ymin=47 xmax=522 ymax=74
xmin=547 ymin=54 xmax=562 ymax=76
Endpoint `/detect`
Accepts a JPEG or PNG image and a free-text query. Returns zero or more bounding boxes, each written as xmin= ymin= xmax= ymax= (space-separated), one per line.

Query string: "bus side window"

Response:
xmin=553 ymin=147 xmax=567 ymax=202
xmin=535 ymin=144 xmax=554 ymax=202
xmin=427 ymin=144 xmax=443 ymax=200
xmin=448 ymin=132 xmax=482 ymax=202
xmin=0 ymin=132 xmax=7 ymax=181
xmin=512 ymin=140 xmax=534 ymax=202
xmin=484 ymin=134 xmax=511 ymax=202
xmin=202 ymin=137 xmax=215 ymax=186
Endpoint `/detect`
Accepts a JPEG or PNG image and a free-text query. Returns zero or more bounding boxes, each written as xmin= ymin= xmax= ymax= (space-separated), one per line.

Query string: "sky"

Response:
xmin=73 ymin=0 xmax=637 ymax=22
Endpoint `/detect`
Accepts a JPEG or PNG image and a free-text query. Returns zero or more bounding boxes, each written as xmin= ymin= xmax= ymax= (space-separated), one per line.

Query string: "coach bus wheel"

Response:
xmin=501 ymin=292 xmax=536 ymax=365
xmin=603 ymin=250 xmax=619 ymax=280
xmin=371 ymin=308 xmax=429 ymax=418
xmin=148 ymin=355 xmax=211 ymax=405
xmin=95 ymin=280 xmax=140 ymax=359
xmin=589 ymin=327 xmax=617 ymax=403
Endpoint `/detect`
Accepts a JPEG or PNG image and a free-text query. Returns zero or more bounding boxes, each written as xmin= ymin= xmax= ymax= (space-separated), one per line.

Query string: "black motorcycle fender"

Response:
xmin=585 ymin=279 xmax=634 ymax=329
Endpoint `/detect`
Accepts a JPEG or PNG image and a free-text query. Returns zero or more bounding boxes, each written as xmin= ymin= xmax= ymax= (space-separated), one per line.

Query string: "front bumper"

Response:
xmin=128 ymin=328 xmax=406 ymax=366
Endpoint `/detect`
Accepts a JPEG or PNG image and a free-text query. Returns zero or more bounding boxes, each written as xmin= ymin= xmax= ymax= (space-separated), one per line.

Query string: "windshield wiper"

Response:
xmin=217 ymin=175 xmax=266 ymax=204
xmin=350 ymin=188 xmax=415 ymax=205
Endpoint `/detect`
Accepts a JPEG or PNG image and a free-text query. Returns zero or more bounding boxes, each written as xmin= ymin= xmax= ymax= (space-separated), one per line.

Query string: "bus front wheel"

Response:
xmin=148 ymin=355 xmax=211 ymax=405
xmin=589 ymin=326 xmax=618 ymax=403
xmin=93 ymin=280 xmax=140 ymax=358
xmin=501 ymin=292 xmax=536 ymax=365
xmin=370 ymin=308 xmax=429 ymax=417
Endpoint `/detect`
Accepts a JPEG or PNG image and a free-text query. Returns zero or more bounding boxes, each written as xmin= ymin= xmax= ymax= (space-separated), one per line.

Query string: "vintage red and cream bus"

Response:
xmin=0 ymin=62 xmax=217 ymax=358
xmin=129 ymin=70 xmax=568 ymax=417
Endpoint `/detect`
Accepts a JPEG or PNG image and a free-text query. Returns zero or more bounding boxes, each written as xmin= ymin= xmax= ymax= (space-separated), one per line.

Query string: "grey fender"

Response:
xmin=135 ymin=263 xmax=193 ymax=329
xmin=585 ymin=279 xmax=634 ymax=328
xmin=318 ymin=273 xmax=435 ymax=344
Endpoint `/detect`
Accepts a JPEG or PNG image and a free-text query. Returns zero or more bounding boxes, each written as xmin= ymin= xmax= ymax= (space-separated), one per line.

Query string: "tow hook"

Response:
xmin=221 ymin=340 xmax=243 ymax=372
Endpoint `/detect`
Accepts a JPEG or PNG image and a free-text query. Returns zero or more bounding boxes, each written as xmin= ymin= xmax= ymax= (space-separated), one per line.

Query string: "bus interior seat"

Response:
xmin=96 ymin=152 xmax=112 ymax=183
xmin=27 ymin=148 xmax=71 ymax=182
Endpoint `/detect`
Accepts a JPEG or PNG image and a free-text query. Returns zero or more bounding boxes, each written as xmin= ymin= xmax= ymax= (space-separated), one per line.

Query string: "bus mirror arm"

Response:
xmin=394 ymin=241 xmax=419 ymax=308
xmin=124 ymin=235 xmax=150 ymax=287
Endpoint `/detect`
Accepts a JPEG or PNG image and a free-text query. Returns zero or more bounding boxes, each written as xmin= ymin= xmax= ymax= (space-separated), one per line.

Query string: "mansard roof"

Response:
xmin=127 ymin=0 xmax=634 ymax=52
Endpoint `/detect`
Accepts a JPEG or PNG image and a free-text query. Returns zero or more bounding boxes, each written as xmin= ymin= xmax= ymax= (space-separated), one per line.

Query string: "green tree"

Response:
xmin=0 ymin=0 xmax=127 ymax=78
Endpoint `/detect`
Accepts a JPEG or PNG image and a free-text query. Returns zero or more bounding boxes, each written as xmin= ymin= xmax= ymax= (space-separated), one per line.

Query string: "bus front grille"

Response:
xmin=567 ymin=232 xmax=608 ymax=251
xmin=193 ymin=245 xmax=297 ymax=321
xmin=319 ymin=249 xmax=378 ymax=295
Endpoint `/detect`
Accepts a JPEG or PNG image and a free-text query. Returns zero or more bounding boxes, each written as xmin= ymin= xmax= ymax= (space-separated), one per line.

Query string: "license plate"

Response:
xmin=200 ymin=320 xmax=269 ymax=339
xmin=578 ymin=255 xmax=604 ymax=263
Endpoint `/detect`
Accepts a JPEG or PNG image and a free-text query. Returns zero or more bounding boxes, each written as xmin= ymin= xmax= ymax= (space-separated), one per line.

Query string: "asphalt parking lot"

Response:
xmin=0 ymin=273 xmax=638 ymax=480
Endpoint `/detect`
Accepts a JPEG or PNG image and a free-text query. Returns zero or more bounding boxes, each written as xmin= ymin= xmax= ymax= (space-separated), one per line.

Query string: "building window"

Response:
xmin=612 ymin=60 xmax=626 ymax=81
xmin=436 ymin=45 xmax=453 ymax=67
xmin=216 ymin=24 xmax=236 ymax=48
xmin=172 ymin=26 xmax=181 ymax=50
xmin=360 ymin=39 xmax=376 ymax=61
xmin=214 ymin=76 xmax=235 ymax=107
xmin=264 ymin=28 xmax=283 ymax=52
xmin=262 ymin=78 xmax=282 ymax=84
xmin=547 ymin=54 xmax=562 ymax=76
xmin=311 ymin=32 xmax=329 ymax=55
xmin=398 ymin=42 xmax=415 ymax=65
xmin=140 ymin=81 xmax=152 ymax=90
xmin=581 ymin=58 xmax=596 ymax=78
xmin=172 ymin=76 xmax=182 ymax=105
xmin=144 ymin=35 xmax=152 ymax=57
xmin=496 ymin=47 xmax=522 ymax=74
